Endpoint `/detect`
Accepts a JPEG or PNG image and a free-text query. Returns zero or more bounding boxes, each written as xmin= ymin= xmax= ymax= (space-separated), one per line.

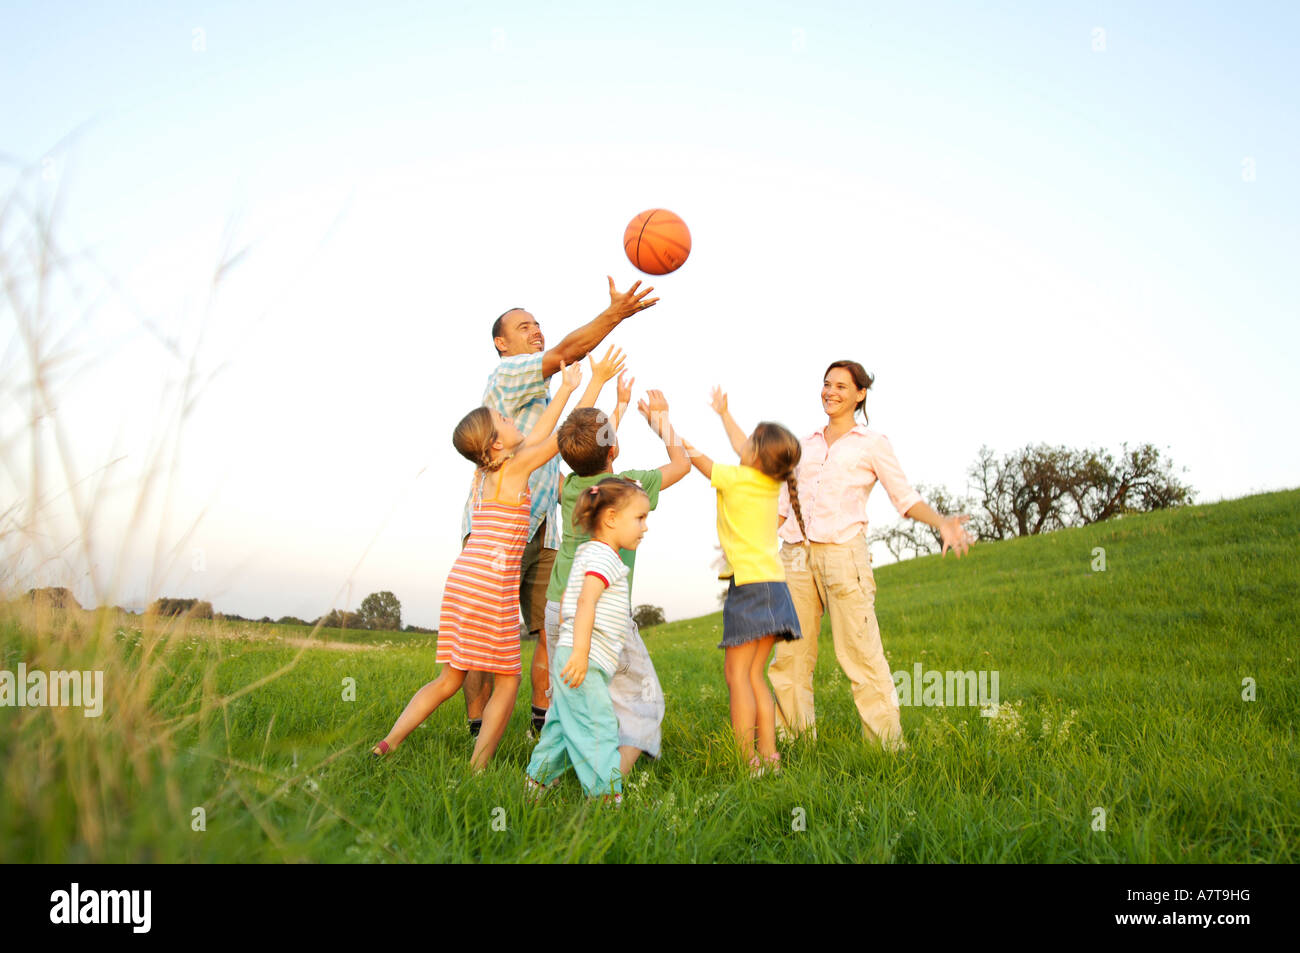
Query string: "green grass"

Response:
xmin=2 ymin=489 xmax=1296 ymax=862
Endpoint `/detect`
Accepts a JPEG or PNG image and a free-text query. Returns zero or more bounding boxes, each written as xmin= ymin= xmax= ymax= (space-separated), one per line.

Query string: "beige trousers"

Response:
xmin=769 ymin=533 xmax=902 ymax=748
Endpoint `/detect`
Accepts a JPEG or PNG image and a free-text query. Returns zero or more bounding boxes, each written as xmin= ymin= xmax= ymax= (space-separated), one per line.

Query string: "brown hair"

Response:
xmin=750 ymin=421 xmax=810 ymax=548
xmin=558 ymin=407 xmax=617 ymax=477
xmin=452 ymin=406 xmax=507 ymax=472
xmin=571 ymin=477 xmax=647 ymax=536
xmin=825 ymin=359 xmax=874 ymax=423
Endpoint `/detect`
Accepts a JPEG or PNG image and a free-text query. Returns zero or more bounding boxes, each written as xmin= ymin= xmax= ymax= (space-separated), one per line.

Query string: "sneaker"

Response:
xmin=525 ymin=776 xmax=560 ymax=801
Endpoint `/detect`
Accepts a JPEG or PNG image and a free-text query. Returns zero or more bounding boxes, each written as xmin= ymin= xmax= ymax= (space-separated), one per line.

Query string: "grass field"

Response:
xmin=2 ymin=489 xmax=1296 ymax=863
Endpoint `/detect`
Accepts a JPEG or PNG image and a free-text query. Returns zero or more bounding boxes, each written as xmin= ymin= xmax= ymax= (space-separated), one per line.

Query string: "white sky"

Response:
xmin=2 ymin=1 xmax=1297 ymax=625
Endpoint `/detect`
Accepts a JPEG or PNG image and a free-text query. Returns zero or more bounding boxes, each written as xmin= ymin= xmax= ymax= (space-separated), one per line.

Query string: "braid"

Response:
xmin=480 ymin=449 xmax=511 ymax=473
xmin=786 ymin=472 xmax=810 ymax=550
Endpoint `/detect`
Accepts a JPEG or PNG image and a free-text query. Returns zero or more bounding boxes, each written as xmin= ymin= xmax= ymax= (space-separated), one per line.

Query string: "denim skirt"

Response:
xmin=719 ymin=578 xmax=803 ymax=649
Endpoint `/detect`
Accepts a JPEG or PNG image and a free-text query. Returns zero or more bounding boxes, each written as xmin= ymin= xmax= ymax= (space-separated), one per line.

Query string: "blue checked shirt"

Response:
xmin=461 ymin=352 xmax=561 ymax=549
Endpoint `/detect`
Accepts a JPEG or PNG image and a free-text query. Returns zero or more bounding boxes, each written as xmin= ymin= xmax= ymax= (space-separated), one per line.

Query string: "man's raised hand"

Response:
xmin=606 ymin=275 xmax=659 ymax=320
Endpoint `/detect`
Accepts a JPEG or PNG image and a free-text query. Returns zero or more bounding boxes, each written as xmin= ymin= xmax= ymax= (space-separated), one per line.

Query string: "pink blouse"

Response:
xmin=777 ymin=425 xmax=924 ymax=545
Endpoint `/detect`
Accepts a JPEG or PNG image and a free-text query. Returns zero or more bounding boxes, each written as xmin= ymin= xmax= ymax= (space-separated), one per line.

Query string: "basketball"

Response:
xmin=623 ymin=208 xmax=691 ymax=275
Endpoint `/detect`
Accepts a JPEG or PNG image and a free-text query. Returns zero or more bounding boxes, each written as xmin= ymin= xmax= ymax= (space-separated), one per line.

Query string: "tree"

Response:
xmin=147 ymin=597 xmax=213 ymax=619
xmin=867 ymin=482 xmax=975 ymax=558
xmin=868 ymin=520 xmax=938 ymax=561
xmin=1064 ymin=443 xmax=1194 ymax=523
xmin=316 ymin=609 xmax=364 ymax=630
xmin=633 ymin=605 xmax=666 ymax=629
xmin=876 ymin=442 xmax=1194 ymax=560
xmin=26 ymin=587 xmax=82 ymax=610
xmin=968 ymin=442 xmax=1193 ymax=540
xmin=358 ymin=591 xmax=402 ymax=632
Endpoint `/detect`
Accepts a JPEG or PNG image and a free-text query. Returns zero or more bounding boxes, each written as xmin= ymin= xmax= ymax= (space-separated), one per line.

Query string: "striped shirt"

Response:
xmin=556 ymin=540 xmax=631 ymax=677
xmin=460 ymin=352 xmax=561 ymax=549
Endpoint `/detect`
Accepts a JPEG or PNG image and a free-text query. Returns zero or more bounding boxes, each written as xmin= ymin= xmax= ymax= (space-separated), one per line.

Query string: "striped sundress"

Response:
xmin=435 ymin=469 xmax=532 ymax=676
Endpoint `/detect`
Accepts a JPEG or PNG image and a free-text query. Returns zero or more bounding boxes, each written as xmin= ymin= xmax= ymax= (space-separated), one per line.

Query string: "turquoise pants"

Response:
xmin=527 ymin=645 xmax=622 ymax=797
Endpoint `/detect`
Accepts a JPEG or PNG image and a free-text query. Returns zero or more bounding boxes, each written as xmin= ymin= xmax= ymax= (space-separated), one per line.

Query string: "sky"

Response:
xmin=2 ymin=0 xmax=1297 ymax=626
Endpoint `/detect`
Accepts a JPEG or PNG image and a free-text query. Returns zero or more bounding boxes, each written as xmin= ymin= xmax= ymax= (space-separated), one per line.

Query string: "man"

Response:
xmin=462 ymin=276 xmax=659 ymax=737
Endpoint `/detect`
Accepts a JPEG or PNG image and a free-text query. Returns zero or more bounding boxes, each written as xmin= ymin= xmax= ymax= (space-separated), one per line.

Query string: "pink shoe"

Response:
xmin=749 ymin=752 xmax=782 ymax=777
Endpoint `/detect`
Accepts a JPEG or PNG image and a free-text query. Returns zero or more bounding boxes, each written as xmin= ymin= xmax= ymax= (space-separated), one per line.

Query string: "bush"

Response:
xmin=147 ymin=598 xmax=213 ymax=619
xmin=25 ymin=587 xmax=82 ymax=610
xmin=315 ymin=610 xmax=364 ymax=630
xmin=633 ymin=605 xmax=666 ymax=629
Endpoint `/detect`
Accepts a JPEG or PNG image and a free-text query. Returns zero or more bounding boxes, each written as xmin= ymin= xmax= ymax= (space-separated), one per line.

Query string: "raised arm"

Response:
xmin=560 ymin=574 xmax=608 ymax=689
xmin=679 ymin=434 xmax=714 ymax=481
xmin=574 ymin=346 xmax=626 ymax=411
xmin=610 ymin=370 xmax=634 ymax=431
xmin=711 ymin=387 xmax=749 ymax=458
xmin=510 ymin=362 xmax=582 ymax=476
xmin=540 ymin=277 xmax=658 ymax=379
xmin=520 ymin=361 xmax=581 ymax=451
xmin=637 ymin=389 xmax=691 ymax=489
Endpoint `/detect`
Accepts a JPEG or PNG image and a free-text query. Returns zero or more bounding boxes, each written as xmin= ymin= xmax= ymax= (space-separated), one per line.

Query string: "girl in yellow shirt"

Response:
xmin=680 ymin=387 xmax=810 ymax=776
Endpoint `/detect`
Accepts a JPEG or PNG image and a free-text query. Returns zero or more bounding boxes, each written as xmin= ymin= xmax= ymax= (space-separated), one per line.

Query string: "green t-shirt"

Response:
xmin=546 ymin=468 xmax=664 ymax=603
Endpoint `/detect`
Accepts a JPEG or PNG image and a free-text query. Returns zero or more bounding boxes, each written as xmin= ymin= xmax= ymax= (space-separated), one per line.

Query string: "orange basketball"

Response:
xmin=623 ymin=208 xmax=691 ymax=275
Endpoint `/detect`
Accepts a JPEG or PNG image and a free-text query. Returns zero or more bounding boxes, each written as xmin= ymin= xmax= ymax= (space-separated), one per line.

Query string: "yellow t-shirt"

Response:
xmin=711 ymin=463 xmax=785 ymax=584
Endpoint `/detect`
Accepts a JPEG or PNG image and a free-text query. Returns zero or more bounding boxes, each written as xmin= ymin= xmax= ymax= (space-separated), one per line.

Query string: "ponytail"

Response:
xmin=573 ymin=477 xmax=647 ymax=535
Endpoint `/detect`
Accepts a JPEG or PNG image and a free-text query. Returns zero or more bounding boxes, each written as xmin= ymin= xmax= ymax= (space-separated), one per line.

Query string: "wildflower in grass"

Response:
xmin=985 ymin=699 xmax=1024 ymax=740
xmin=1040 ymin=708 xmax=1079 ymax=747
xmin=691 ymin=791 xmax=721 ymax=816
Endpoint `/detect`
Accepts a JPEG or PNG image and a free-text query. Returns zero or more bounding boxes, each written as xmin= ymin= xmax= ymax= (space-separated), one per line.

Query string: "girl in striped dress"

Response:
xmin=372 ymin=357 xmax=616 ymax=770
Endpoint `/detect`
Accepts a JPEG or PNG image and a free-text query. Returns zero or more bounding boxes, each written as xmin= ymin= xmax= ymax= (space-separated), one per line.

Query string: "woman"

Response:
xmin=770 ymin=360 xmax=972 ymax=749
